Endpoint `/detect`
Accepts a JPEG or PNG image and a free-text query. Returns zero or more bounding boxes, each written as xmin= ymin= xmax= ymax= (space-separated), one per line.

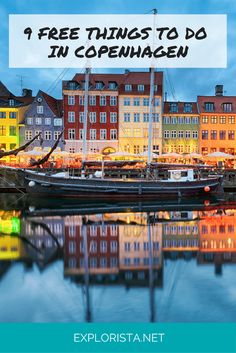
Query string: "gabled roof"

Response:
xmin=164 ymin=101 xmax=199 ymax=115
xmin=39 ymin=90 xmax=62 ymax=116
xmin=0 ymin=81 xmax=12 ymax=97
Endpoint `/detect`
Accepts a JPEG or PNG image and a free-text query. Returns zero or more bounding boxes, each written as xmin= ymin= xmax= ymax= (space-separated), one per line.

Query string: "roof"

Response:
xmin=163 ymin=101 xmax=199 ymax=115
xmin=63 ymin=71 xmax=163 ymax=95
xmin=39 ymin=90 xmax=62 ymax=116
xmin=197 ymin=96 xmax=236 ymax=114
xmin=0 ymin=81 xmax=12 ymax=97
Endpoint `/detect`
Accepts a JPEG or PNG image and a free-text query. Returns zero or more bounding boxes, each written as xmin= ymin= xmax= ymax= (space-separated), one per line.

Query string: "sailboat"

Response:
xmin=24 ymin=66 xmax=223 ymax=199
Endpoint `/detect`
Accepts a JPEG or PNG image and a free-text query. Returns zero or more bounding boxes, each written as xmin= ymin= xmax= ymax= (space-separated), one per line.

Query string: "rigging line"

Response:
xmin=47 ymin=68 xmax=71 ymax=95
xmin=164 ymin=69 xmax=177 ymax=101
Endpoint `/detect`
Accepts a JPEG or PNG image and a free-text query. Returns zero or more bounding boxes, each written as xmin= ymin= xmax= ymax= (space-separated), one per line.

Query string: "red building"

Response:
xmin=63 ymin=74 xmax=121 ymax=154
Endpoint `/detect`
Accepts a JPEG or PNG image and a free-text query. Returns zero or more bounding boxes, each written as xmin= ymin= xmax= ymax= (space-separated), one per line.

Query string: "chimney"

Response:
xmin=215 ymin=85 xmax=223 ymax=96
xmin=22 ymin=88 xmax=32 ymax=97
xmin=164 ymin=92 xmax=168 ymax=102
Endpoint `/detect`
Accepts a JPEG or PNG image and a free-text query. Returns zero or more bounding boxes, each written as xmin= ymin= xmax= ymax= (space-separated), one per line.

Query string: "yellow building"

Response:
xmin=118 ymin=71 xmax=163 ymax=156
xmin=0 ymin=82 xmax=33 ymax=164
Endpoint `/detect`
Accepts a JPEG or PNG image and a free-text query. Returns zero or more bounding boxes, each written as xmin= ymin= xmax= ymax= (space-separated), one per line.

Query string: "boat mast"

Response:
xmin=147 ymin=9 xmax=157 ymax=166
xmin=82 ymin=67 xmax=90 ymax=166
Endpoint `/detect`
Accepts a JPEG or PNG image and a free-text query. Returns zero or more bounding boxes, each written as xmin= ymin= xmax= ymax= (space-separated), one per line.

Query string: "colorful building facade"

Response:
xmin=198 ymin=85 xmax=236 ymax=155
xmin=118 ymin=71 xmax=163 ymax=155
xmin=0 ymin=81 xmax=33 ymax=163
xmin=20 ymin=90 xmax=64 ymax=150
xmin=162 ymin=101 xmax=199 ymax=154
xmin=63 ymin=74 xmax=120 ymax=154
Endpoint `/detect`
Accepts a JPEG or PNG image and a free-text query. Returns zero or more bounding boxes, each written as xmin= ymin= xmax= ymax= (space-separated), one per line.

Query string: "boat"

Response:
xmin=24 ymin=168 xmax=223 ymax=199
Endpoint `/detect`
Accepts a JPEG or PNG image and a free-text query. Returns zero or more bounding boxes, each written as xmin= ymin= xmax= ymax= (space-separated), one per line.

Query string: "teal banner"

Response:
xmin=0 ymin=323 xmax=235 ymax=353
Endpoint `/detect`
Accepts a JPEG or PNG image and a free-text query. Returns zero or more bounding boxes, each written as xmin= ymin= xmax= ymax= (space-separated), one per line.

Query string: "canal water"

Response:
xmin=0 ymin=193 xmax=236 ymax=323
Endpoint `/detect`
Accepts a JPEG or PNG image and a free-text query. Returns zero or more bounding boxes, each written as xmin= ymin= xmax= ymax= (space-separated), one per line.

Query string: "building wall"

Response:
xmin=20 ymin=92 xmax=64 ymax=150
xmin=63 ymin=89 xmax=119 ymax=154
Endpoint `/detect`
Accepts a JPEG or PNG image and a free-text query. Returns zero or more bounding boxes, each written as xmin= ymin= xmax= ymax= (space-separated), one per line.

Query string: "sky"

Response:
xmin=0 ymin=0 xmax=236 ymax=100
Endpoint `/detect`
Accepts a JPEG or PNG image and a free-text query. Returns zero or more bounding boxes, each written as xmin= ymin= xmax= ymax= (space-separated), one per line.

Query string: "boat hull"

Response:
xmin=25 ymin=171 xmax=223 ymax=200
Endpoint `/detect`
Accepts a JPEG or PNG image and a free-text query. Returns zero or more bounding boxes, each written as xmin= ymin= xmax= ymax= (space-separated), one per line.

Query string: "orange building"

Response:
xmin=198 ymin=85 xmax=236 ymax=155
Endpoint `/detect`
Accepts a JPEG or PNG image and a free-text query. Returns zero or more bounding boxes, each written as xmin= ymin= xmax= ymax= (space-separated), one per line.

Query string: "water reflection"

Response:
xmin=0 ymin=196 xmax=236 ymax=322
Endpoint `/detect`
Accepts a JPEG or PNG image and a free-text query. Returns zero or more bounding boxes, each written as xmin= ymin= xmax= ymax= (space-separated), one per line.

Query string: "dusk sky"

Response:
xmin=1 ymin=0 xmax=236 ymax=100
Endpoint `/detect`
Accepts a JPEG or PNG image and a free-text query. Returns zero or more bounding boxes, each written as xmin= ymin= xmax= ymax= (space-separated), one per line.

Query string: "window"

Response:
xmin=171 ymin=117 xmax=177 ymax=124
xmin=143 ymin=98 xmax=149 ymax=106
xmin=178 ymin=116 xmax=184 ymax=124
xmin=138 ymin=84 xmax=144 ymax=91
xmin=211 ymin=116 xmax=217 ymax=124
xmin=171 ymin=130 xmax=177 ymax=138
xmin=37 ymin=106 xmax=44 ymax=114
xmin=154 ymin=84 xmax=158 ymax=91
xmin=204 ymin=102 xmax=214 ymax=112
xmin=133 ymin=97 xmax=140 ymax=106
xmin=0 ymin=112 xmax=6 ymax=118
xmin=220 ymin=116 xmax=226 ymax=124
xmin=79 ymin=129 xmax=84 ymax=139
xmin=68 ymin=129 xmax=75 ymax=140
xmin=124 ymin=97 xmax=130 ymax=106
xmin=90 ymin=129 xmax=96 ymax=140
xmin=134 ymin=128 xmax=141 ymax=137
xmin=25 ymin=130 xmax=32 ymax=140
xmin=69 ymin=147 xmax=75 ymax=153
xmin=95 ymin=81 xmax=103 ymax=89
xmin=100 ymin=96 xmax=106 ymax=106
xmin=100 ymin=112 xmax=106 ymax=123
xmin=134 ymin=113 xmax=140 ymax=122
xmin=222 ymin=103 xmax=232 ymax=112
xmin=143 ymin=145 xmax=148 ymax=152
xmin=100 ymin=129 xmax=107 ymax=139
xmin=69 ymin=241 xmax=76 ymax=254
xmin=124 ymin=113 xmax=130 ymax=122
xmin=79 ymin=112 xmax=84 ymax=123
xmin=110 ymin=129 xmax=117 ymax=140
xmin=54 ymin=118 xmax=62 ymax=126
xmin=10 ymin=143 xmax=16 ymax=150
xmin=89 ymin=112 xmax=96 ymax=123
xmin=111 ymin=241 xmax=118 ymax=252
xmin=164 ymin=130 xmax=170 ymax=138
xmin=9 ymin=99 xmax=14 ymax=106
xmin=110 ymin=112 xmax=117 ymax=123
xmin=178 ymin=130 xmax=184 ymax=138
xmin=185 ymin=117 xmax=191 ymax=124
xmin=89 ymin=95 xmax=96 ymax=106
xmin=163 ymin=116 xmax=170 ymax=124
xmin=100 ymin=240 xmax=107 ymax=253
xmin=134 ymin=145 xmax=140 ymax=154
xmin=202 ymin=130 xmax=208 ymax=140
xmin=185 ymin=130 xmax=191 ymax=138
xmin=229 ymin=116 xmax=235 ymax=124
xmin=68 ymin=111 xmax=75 ymax=123
xmin=211 ymin=130 xmax=217 ymax=140
xmin=228 ymin=130 xmax=235 ymax=140
xmin=154 ymin=98 xmax=160 ymax=106
xmin=44 ymin=131 xmax=51 ymax=140
xmin=169 ymin=103 xmax=178 ymax=113
xmin=124 ymin=128 xmax=131 ymax=137
xmin=35 ymin=117 xmax=42 ymax=125
xmin=9 ymin=112 xmax=17 ymax=119
xmin=184 ymin=103 xmax=192 ymax=113
xmin=108 ymin=82 xmax=117 ymax=90
xmin=178 ymin=145 xmax=184 ymax=153
xmin=153 ymin=114 xmax=159 ymax=122
xmin=68 ymin=95 xmax=75 ymax=105
xmin=202 ymin=116 xmax=208 ymax=123
xmin=125 ymin=84 xmax=132 ymax=91
xmin=143 ymin=113 xmax=149 ymax=122
xmin=219 ymin=130 xmax=226 ymax=140
xmin=9 ymin=126 xmax=16 ymax=136
xmin=45 ymin=118 xmax=51 ymax=125
xmin=192 ymin=116 xmax=199 ymax=124
xmin=192 ymin=131 xmax=198 ymax=139
xmin=67 ymin=81 xmax=78 ymax=90
xmin=27 ymin=117 xmax=33 ymax=125
xmin=54 ymin=131 xmax=61 ymax=140
xmin=0 ymin=126 xmax=6 ymax=136
xmin=110 ymin=96 xmax=117 ymax=106
xmin=79 ymin=96 xmax=84 ymax=105
xmin=35 ymin=130 xmax=41 ymax=139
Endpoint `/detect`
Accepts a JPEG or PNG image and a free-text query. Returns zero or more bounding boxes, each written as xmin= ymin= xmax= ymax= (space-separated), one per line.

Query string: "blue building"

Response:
xmin=20 ymin=90 xmax=64 ymax=150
